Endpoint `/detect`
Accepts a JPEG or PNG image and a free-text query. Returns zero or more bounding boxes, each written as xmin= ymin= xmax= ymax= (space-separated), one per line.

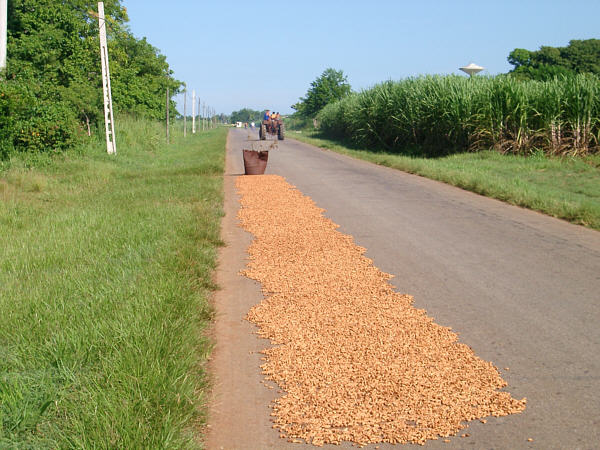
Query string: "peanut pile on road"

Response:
xmin=237 ymin=175 xmax=526 ymax=447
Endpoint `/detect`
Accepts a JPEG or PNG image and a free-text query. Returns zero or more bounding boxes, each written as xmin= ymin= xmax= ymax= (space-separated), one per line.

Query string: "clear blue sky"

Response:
xmin=121 ymin=0 xmax=600 ymax=115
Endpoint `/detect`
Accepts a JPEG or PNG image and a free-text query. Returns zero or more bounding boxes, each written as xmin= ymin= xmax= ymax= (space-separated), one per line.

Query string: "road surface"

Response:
xmin=206 ymin=128 xmax=600 ymax=449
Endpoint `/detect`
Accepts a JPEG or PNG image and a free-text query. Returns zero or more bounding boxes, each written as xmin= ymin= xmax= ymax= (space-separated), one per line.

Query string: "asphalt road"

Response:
xmin=211 ymin=128 xmax=600 ymax=449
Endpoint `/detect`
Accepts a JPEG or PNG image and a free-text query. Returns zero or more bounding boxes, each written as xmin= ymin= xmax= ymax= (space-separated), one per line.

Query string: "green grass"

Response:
xmin=0 ymin=118 xmax=227 ymax=448
xmin=288 ymin=130 xmax=600 ymax=230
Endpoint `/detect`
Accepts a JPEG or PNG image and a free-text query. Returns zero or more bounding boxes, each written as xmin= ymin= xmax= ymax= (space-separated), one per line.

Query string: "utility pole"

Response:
xmin=0 ymin=0 xmax=7 ymax=72
xmin=166 ymin=86 xmax=170 ymax=144
xmin=98 ymin=2 xmax=116 ymax=154
xmin=197 ymin=97 xmax=201 ymax=132
xmin=202 ymin=102 xmax=206 ymax=131
xmin=192 ymin=90 xmax=196 ymax=134
xmin=183 ymin=87 xmax=187 ymax=137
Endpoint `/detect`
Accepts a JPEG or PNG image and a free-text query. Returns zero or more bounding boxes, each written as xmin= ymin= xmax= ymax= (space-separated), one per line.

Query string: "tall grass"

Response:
xmin=318 ymin=74 xmax=600 ymax=156
xmin=0 ymin=119 xmax=227 ymax=448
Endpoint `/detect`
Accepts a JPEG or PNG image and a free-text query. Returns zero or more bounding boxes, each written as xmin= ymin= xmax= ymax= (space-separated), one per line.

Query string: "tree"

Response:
xmin=507 ymin=48 xmax=531 ymax=69
xmin=562 ymin=39 xmax=600 ymax=74
xmin=230 ymin=108 xmax=263 ymax=124
xmin=507 ymin=39 xmax=600 ymax=80
xmin=292 ymin=68 xmax=351 ymax=118
xmin=1 ymin=0 xmax=182 ymax=155
xmin=215 ymin=113 xmax=230 ymax=124
xmin=109 ymin=33 xmax=181 ymax=120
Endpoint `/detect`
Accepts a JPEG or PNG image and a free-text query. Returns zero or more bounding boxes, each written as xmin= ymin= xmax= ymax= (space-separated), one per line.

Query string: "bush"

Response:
xmin=0 ymin=80 xmax=83 ymax=158
xmin=283 ymin=114 xmax=314 ymax=130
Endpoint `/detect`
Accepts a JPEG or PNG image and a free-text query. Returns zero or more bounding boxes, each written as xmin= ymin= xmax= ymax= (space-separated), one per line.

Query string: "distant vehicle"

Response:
xmin=259 ymin=117 xmax=284 ymax=140
xmin=235 ymin=122 xmax=243 ymax=128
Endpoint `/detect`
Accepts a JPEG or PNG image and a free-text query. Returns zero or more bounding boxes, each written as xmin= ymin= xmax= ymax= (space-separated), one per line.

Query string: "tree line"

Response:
xmin=229 ymin=108 xmax=264 ymax=124
xmin=508 ymin=39 xmax=600 ymax=81
xmin=0 ymin=0 xmax=182 ymax=158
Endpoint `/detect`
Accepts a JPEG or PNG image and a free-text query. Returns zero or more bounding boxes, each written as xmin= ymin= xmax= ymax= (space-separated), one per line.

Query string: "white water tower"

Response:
xmin=459 ymin=62 xmax=484 ymax=77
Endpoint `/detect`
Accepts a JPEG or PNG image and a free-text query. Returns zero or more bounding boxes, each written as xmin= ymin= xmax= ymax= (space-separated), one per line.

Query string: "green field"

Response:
xmin=0 ymin=119 xmax=226 ymax=448
xmin=316 ymin=74 xmax=600 ymax=157
xmin=288 ymin=130 xmax=600 ymax=230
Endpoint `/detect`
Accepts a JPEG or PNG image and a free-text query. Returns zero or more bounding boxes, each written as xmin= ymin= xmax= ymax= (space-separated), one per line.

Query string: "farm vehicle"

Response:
xmin=259 ymin=117 xmax=285 ymax=140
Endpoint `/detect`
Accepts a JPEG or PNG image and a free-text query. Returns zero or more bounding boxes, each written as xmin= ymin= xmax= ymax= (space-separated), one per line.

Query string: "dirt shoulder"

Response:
xmin=204 ymin=132 xmax=286 ymax=449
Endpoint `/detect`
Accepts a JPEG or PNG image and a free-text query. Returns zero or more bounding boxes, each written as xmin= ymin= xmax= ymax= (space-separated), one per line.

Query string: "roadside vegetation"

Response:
xmin=317 ymin=74 xmax=599 ymax=157
xmin=291 ymin=68 xmax=351 ymax=118
xmin=1 ymin=2 xmax=229 ymax=446
xmin=1 ymin=0 xmax=181 ymax=158
xmin=0 ymin=119 xmax=226 ymax=448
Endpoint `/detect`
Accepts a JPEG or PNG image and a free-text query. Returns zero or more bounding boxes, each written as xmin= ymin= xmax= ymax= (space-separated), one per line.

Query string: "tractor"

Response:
xmin=259 ymin=117 xmax=285 ymax=141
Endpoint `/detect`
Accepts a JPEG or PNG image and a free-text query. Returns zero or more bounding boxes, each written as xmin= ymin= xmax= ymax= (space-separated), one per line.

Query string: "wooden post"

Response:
xmin=192 ymin=90 xmax=196 ymax=134
xmin=0 ymin=0 xmax=7 ymax=72
xmin=183 ymin=87 xmax=187 ymax=137
xmin=166 ymin=86 xmax=170 ymax=144
xmin=98 ymin=2 xmax=116 ymax=154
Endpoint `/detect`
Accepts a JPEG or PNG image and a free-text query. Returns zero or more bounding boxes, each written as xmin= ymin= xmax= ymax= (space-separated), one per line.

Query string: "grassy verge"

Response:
xmin=0 ymin=119 xmax=227 ymax=448
xmin=288 ymin=130 xmax=600 ymax=230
